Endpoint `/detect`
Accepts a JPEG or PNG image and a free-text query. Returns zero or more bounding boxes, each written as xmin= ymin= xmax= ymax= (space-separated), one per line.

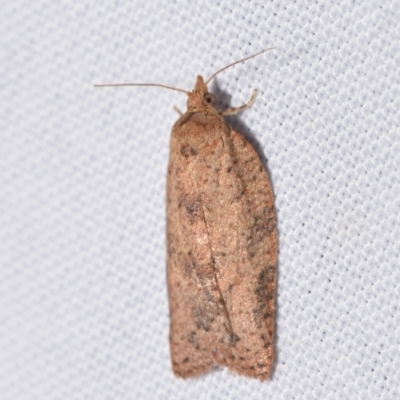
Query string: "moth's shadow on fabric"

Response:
xmin=211 ymin=78 xmax=280 ymax=380
xmin=210 ymin=78 xmax=270 ymax=172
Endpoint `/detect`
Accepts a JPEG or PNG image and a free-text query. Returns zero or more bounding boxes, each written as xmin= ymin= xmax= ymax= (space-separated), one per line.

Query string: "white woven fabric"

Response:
xmin=1 ymin=1 xmax=399 ymax=399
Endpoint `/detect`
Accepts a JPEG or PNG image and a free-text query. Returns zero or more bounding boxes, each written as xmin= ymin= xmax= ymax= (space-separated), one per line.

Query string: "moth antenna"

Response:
xmin=94 ymin=82 xmax=189 ymax=95
xmin=205 ymin=47 xmax=275 ymax=85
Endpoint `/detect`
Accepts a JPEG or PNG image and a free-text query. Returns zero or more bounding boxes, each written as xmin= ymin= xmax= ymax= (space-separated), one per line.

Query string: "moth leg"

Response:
xmin=219 ymin=89 xmax=257 ymax=116
xmin=173 ymin=105 xmax=183 ymax=116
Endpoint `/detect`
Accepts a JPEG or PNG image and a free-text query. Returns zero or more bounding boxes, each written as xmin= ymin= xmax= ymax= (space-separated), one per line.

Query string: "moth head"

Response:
xmin=94 ymin=48 xmax=274 ymax=113
xmin=187 ymin=75 xmax=217 ymax=111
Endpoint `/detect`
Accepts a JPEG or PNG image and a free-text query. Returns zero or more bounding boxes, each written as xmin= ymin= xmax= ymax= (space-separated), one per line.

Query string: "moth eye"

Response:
xmin=203 ymin=93 xmax=216 ymax=106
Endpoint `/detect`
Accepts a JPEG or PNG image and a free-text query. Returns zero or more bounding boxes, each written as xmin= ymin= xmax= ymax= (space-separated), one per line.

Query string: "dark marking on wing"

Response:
xmin=253 ymin=266 xmax=276 ymax=329
xmin=230 ymin=333 xmax=240 ymax=346
xmin=194 ymin=306 xmax=214 ymax=331
xmin=180 ymin=194 xmax=203 ymax=222
xmin=188 ymin=331 xmax=199 ymax=349
xmin=180 ymin=144 xmax=198 ymax=158
xmin=247 ymin=208 xmax=276 ymax=247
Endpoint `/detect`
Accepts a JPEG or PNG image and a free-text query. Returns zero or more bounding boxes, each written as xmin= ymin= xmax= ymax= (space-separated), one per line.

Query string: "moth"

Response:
xmin=95 ymin=49 xmax=278 ymax=380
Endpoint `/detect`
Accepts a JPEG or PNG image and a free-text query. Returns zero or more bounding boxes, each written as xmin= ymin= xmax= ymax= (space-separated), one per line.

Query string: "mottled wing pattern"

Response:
xmin=217 ymin=126 xmax=277 ymax=380
xmin=167 ymin=112 xmax=236 ymax=378
xmin=167 ymin=110 xmax=277 ymax=380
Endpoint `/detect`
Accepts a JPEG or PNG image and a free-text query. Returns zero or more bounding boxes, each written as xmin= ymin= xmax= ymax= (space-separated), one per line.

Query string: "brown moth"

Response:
xmin=95 ymin=49 xmax=278 ymax=380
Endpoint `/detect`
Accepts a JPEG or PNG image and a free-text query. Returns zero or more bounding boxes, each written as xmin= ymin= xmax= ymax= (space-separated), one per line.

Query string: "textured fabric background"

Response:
xmin=1 ymin=1 xmax=399 ymax=399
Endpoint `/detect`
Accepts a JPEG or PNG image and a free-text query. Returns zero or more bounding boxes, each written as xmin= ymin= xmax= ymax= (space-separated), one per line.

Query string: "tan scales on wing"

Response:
xmin=167 ymin=76 xmax=277 ymax=380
